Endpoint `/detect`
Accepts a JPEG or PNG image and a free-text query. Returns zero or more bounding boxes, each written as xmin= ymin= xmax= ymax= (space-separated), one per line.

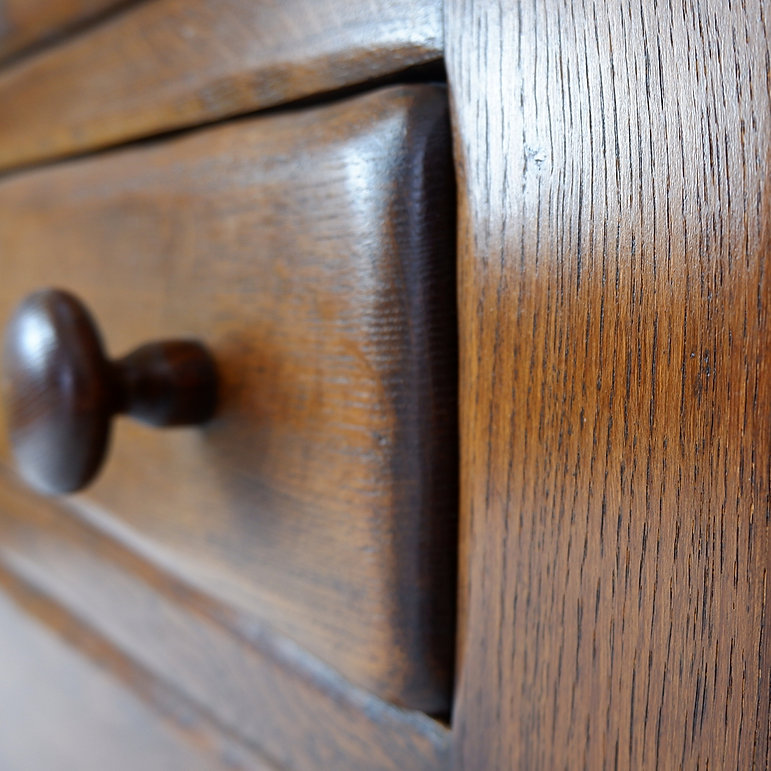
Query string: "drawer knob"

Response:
xmin=2 ymin=289 xmax=217 ymax=495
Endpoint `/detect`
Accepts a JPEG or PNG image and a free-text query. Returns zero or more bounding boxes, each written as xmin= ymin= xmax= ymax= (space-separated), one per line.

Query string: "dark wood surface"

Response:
xmin=0 ymin=0 xmax=443 ymax=172
xmin=0 ymin=466 xmax=450 ymax=771
xmin=446 ymin=0 xmax=771 ymax=767
xmin=4 ymin=0 xmax=766 ymax=766
xmin=2 ymin=289 xmax=217 ymax=494
xmin=0 ymin=85 xmax=457 ymax=713
xmin=0 ymin=0 xmax=131 ymax=63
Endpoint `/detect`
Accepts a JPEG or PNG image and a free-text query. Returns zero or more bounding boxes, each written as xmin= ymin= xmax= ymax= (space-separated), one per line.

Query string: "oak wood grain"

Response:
xmin=0 ymin=466 xmax=450 ymax=771
xmin=0 ymin=0 xmax=131 ymax=63
xmin=0 ymin=0 xmax=443 ymax=172
xmin=446 ymin=0 xmax=771 ymax=767
xmin=0 ymin=564 xmax=269 ymax=771
xmin=0 ymin=85 xmax=457 ymax=712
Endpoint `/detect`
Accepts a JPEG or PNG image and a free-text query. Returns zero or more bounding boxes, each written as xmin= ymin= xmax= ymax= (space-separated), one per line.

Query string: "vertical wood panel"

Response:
xmin=446 ymin=0 xmax=771 ymax=767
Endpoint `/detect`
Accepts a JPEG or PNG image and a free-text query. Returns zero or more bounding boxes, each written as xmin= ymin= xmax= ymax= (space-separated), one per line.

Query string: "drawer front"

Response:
xmin=0 ymin=580 xmax=265 ymax=771
xmin=0 ymin=0 xmax=443 ymax=172
xmin=0 ymin=85 xmax=456 ymax=711
xmin=0 ymin=0 xmax=130 ymax=62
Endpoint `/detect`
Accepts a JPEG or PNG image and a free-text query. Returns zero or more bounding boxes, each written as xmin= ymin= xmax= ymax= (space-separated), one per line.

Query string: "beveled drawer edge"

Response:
xmin=0 ymin=465 xmax=451 ymax=771
xmin=0 ymin=561 xmax=273 ymax=770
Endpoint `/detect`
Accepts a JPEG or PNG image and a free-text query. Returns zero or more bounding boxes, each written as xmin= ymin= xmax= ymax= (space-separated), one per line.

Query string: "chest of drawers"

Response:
xmin=0 ymin=1 xmax=769 ymax=769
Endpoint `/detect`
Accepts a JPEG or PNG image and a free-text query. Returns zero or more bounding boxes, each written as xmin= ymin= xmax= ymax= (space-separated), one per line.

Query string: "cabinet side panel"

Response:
xmin=447 ymin=0 xmax=771 ymax=767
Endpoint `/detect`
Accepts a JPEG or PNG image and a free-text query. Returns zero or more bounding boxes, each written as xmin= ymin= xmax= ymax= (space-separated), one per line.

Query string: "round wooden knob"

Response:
xmin=1 ymin=289 xmax=218 ymax=495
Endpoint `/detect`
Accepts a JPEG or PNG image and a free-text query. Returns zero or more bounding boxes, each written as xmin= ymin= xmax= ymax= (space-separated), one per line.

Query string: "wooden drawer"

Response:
xmin=0 ymin=0 xmax=443 ymax=171
xmin=0 ymin=0 xmax=130 ymax=62
xmin=0 ymin=84 xmax=456 ymax=712
xmin=0 ymin=583 xmax=261 ymax=770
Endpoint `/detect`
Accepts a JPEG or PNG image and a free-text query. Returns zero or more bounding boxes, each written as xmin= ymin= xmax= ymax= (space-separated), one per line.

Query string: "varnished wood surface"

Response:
xmin=0 ymin=562 xmax=269 ymax=770
xmin=0 ymin=85 xmax=457 ymax=712
xmin=447 ymin=0 xmax=771 ymax=768
xmin=0 ymin=0 xmax=130 ymax=63
xmin=0 ymin=467 xmax=450 ymax=771
xmin=0 ymin=0 xmax=443 ymax=172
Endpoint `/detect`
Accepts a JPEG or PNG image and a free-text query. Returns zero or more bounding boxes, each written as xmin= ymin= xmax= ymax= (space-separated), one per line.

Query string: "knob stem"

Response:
xmin=112 ymin=341 xmax=218 ymax=426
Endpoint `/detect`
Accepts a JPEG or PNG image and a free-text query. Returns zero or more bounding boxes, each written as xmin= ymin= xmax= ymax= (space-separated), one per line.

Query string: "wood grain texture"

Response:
xmin=0 ymin=85 xmax=457 ymax=712
xmin=0 ymin=564 xmax=268 ymax=771
xmin=446 ymin=0 xmax=771 ymax=767
xmin=0 ymin=0 xmax=443 ymax=172
xmin=0 ymin=467 xmax=450 ymax=771
xmin=0 ymin=0 xmax=131 ymax=63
